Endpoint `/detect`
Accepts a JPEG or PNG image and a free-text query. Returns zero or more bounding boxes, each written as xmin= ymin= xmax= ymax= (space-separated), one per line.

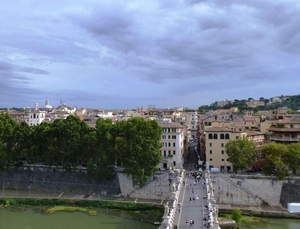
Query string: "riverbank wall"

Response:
xmin=214 ymin=173 xmax=300 ymax=209
xmin=1 ymin=166 xmax=120 ymax=196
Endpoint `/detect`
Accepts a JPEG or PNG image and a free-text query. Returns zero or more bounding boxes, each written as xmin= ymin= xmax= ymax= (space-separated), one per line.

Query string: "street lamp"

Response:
xmin=2 ymin=173 xmax=5 ymax=197
xmin=28 ymin=185 xmax=31 ymax=197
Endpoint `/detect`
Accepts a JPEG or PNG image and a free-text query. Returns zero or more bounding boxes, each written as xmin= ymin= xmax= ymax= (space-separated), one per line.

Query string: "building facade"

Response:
xmin=159 ymin=122 xmax=185 ymax=170
xmin=205 ymin=127 xmax=245 ymax=172
xmin=27 ymin=103 xmax=46 ymax=126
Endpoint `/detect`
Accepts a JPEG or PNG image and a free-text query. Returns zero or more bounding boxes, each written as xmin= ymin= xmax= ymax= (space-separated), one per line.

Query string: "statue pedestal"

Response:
xmin=159 ymin=216 xmax=170 ymax=229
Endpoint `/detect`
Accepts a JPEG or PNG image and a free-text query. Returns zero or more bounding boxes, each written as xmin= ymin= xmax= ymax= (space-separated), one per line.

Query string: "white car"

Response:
xmin=198 ymin=168 xmax=202 ymax=172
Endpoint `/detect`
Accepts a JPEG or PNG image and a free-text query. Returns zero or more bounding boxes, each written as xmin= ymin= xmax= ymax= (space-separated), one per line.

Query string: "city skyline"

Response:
xmin=1 ymin=0 xmax=300 ymax=109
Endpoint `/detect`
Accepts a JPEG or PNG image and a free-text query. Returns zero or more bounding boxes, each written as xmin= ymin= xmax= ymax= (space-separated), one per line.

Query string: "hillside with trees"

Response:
xmin=198 ymin=94 xmax=300 ymax=112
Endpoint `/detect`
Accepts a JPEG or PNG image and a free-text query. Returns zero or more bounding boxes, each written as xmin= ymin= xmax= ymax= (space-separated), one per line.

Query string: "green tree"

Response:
xmin=225 ymin=136 xmax=257 ymax=173
xmin=231 ymin=208 xmax=242 ymax=226
xmin=261 ymin=142 xmax=289 ymax=180
xmin=27 ymin=122 xmax=52 ymax=164
xmin=115 ymin=117 xmax=162 ymax=187
xmin=52 ymin=116 xmax=90 ymax=169
xmin=86 ymin=118 xmax=117 ymax=180
xmin=13 ymin=121 xmax=32 ymax=164
xmin=0 ymin=112 xmax=19 ymax=170
xmin=286 ymin=143 xmax=300 ymax=175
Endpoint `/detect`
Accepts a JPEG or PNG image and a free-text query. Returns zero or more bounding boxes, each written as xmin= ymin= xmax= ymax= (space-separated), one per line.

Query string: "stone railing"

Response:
xmin=159 ymin=168 xmax=184 ymax=229
xmin=205 ymin=170 xmax=220 ymax=229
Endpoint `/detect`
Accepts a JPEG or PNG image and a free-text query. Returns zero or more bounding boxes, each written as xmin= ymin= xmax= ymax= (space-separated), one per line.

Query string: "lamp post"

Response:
xmin=28 ymin=185 xmax=31 ymax=197
xmin=2 ymin=173 xmax=4 ymax=197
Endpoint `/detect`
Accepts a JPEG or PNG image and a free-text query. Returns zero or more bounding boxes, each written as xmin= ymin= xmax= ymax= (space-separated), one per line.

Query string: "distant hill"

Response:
xmin=198 ymin=94 xmax=300 ymax=112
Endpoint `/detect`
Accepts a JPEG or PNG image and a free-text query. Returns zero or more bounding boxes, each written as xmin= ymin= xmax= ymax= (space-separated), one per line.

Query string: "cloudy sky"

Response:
xmin=1 ymin=0 xmax=300 ymax=109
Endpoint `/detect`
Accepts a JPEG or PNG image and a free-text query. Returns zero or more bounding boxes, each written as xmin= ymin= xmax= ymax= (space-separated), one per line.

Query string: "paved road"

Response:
xmin=172 ymin=142 xmax=208 ymax=229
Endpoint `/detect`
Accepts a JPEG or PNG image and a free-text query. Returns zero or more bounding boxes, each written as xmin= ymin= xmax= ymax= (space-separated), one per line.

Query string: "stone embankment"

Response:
xmin=1 ymin=166 xmax=120 ymax=196
xmin=215 ymin=173 xmax=300 ymax=213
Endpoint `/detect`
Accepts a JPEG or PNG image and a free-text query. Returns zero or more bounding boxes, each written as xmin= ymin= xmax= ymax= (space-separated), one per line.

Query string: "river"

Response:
xmin=243 ymin=217 xmax=300 ymax=229
xmin=0 ymin=205 xmax=158 ymax=229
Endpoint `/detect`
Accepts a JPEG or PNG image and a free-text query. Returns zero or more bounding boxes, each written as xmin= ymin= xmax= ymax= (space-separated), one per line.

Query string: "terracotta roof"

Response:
xmin=158 ymin=122 xmax=184 ymax=128
xmin=245 ymin=130 xmax=264 ymax=136
xmin=205 ymin=127 xmax=232 ymax=132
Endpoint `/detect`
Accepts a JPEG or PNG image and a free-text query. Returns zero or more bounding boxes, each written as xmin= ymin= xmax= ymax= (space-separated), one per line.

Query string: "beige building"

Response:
xmin=205 ymin=127 xmax=246 ymax=172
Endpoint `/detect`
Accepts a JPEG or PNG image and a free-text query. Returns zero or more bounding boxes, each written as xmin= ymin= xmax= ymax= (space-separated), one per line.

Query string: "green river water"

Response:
xmin=0 ymin=206 xmax=158 ymax=229
xmin=1 ymin=205 xmax=300 ymax=229
xmin=243 ymin=217 xmax=300 ymax=229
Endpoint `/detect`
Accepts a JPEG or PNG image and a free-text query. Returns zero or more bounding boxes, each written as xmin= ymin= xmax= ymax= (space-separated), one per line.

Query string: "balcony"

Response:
xmin=269 ymin=137 xmax=300 ymax=142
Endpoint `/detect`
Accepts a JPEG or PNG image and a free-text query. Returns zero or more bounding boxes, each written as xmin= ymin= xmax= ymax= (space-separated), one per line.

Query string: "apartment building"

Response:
xmin=268 ymin=118 xmax=300 ymax=143
xmin=159 ymin=121 xmax=186 ymax=170
xmin=186 ymin=110 xmax=198 ymax=136
xmin=245 ymin=130 xmax=265 ymax=170
xmin=246 ymin=100 xmax=265 ymax=107
xmin=205 ymin=127 xmax=246 ymax=172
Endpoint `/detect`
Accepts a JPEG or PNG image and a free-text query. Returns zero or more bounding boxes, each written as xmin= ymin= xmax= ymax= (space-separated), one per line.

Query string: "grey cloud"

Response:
xmin=0 ymin=61 xmax=48 ymax=104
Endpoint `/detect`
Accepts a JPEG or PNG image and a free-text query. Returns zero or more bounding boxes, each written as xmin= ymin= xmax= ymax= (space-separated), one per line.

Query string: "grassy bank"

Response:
xmin=220 ymin=214 xmax=273 ymax=228
xmin=0 ymin=198 xmax=164 ymax=223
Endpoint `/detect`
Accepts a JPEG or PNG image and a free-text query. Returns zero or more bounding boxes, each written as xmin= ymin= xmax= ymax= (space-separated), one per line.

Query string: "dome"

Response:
xmin=43 ymin=99 xmax=53 ymax=109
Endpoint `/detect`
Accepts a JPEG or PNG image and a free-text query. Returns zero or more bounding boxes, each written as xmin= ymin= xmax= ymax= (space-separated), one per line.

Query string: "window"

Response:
xmin=172 ymin=135 xmax=176 ymax=139
xmin=208 ymin=134 xmax=213 ymax=139
xmin=210 ymin=158 xmax=213 ymax=161
xmin=162 ymin=135 xmax=166 ymax=139
xmin=221 ymin=143 xmax=224 ymax=147
xmin=168 ymin=150 xmax=171 ymax=155
xmin=221 ymin=150 xmax=224 ymax=154
xmin=225 ymin=134 xmax=230 ymax=139
xmin=220 ymin=134 xmax=224 ymax=139
xmin=172 ymin=128 xmax=176 ymax=132
xmin=173 ymin=161 xmax=176 ymax=166
xmin=221 ymin=159 xmax=224 ymax=161
xmin=173 ymin=142 xmax=176 ymax=147
xmin=168 ymin=135 xmax=171 ymax=139
xmin=209 ymin=143 xmax=212 ymax=147
xmin=164 ymin=150 xmax=166 ymax=156
xmin=210 ymin=150 xmax=212 ymax=154
xmin=163 ymin=128 xmax=166 ymax=133
xmin=214 ymin=134 xmax=218 ymax=139
xmin=168 ymin=142 xmax=171 ymax=147
xmin=173 ymin=150 xmax=176 ymax=155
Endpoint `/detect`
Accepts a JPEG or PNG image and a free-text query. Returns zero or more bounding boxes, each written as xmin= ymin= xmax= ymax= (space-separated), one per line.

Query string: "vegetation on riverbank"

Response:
xmin=45 ymin=206 xmax=97 ymax=215
xmin=0 ymin=197 xmax=163 ymax=223
xmin=220 ymin=208 xmax=278 ymax=228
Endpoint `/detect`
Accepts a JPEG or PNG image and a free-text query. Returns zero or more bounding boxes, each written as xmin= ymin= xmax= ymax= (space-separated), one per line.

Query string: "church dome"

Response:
xmin=43 ymin=99 xmax=53 ymax=109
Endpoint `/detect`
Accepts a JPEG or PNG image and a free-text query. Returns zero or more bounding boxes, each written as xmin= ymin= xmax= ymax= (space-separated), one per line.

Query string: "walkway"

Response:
xmin=172 ymin=142 xmax=208 ymax=229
